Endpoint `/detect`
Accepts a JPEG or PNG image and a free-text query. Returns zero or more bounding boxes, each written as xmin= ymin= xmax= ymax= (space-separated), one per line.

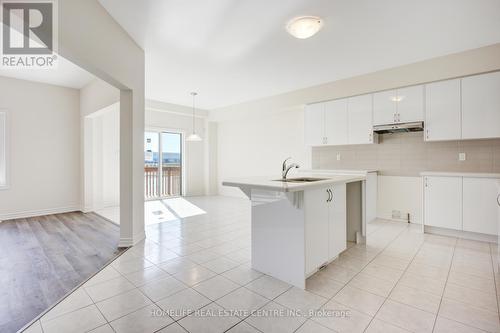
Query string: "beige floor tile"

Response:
xmin=245 ymin=275 xmax=291 ymax=299
xmin=439 ymin=298 xmax=500 ymax=333
xmin=226 ymin=321 xmax=261 ymax=333
xmin=221 ymin=265 xmax=263 ymax=285
xmin=193 ymin=275 xmax=240 ymax=300
xmin=398 ymin=272 xmax=446 ymax=296
xmin=216 ymin=287 xmax=269 ymax=319
xmin=371 ymin=254 xmax=411 ymax=271
xmin=274 ymin=287 xmax=328 ymax=314
xmin=375 ymin=300 xmax=435 ymax=333
xmin=158 ymin=257 xmax=199 ymax=274
xmin=83 ymin=265 xmax=122 ymax=287
xmin=447 ymin=270 xmax=496 ymax=294
xmin=88 ymin=324 xmax=115 ymax=333
xmin=389 ymin=284 xmax=441 ymax=314
xmin=84 ymin=276 xmax=136 ymax=302
xmin=173 ymin=265 xmax=217 ymax=286
xmin=406 ymin=262 xmax=449 ymax=281
xmin=317 ymin=264 xmax=358 ymax=284
xmin=139 ymin=276 xmax=187 ymax=301
xmin=306 ymin=273 xmax=345 ymax=298
xmin=111 ymin=257 xmax=155 ymax=275
xmin=96 ymin=289 xmax=152 ymax=321
xmin=156 ymin=288 xmax=211 ymax=320
xmin=184 ymin=250 xmax=222 ymax=264
xmin=41 ymin=304 xmax=106 ymax=333
xmin=110 ymin=304 xmax=173 ymax=333
xmin=245 ymin=301 xmax=307 ymax=333
xmin=295 ymin=319 xmax=335 ymax=333
xmin=365 ymin=318 xmax=411 ymax=332
xmin=334 ymin=285 xmax=385 ymax=316
xmin=362 ymin=263 xmax=404 ymax=283
xmin=201 ymin=257 xmax=240 ymax=274
xmin=23 ymin=321 xmax=43 ymax=333
xmin=313 ymin=300 xmax=372 ymax=333
xmin=156 ymin=322 xmax=188 ymax=333
xmin=123 ymin=265 xmax=170 ymax=287
xmin=348 ymin=272 xmax=396 ymax=297
xmin=41 ymin=289 xmax=94 ymax=322
xmin=434 ymin=316 xmax=487 ymax=333
xmin=444 ymin=282 xmax=498 ymax=313
xmin=178 ymin=303 xmax=240 ymax=333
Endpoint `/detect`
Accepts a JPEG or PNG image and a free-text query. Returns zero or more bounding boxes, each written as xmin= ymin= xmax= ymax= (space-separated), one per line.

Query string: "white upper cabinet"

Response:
xmin=325 ymin=99 xmax=349 ymax=145
xmin=425 ymin=79 xmax=461 ymax=141
xmin=373 ymin=89 xmax=398 ymax=125
xmin=373 ymin=86 xmax=424 ymax=125
xmin=304 ymin=103 xmax=324 ymax=146
xmin=348 ymin=94 xmax=374 ymax=144
xmin=462 ymin=71 xmax=500 ymax=140
xmin=463 ymin=177 xmax=498 ymax=235
xmin=397 ymin=85 xmax=424 ymax=123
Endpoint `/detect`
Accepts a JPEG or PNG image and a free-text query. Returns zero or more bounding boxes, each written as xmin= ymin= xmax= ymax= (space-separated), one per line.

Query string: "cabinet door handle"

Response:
xmin=326 ymin=189 xmax=331 ymax=202
xmin=497 ymin=194 xmax=500 ymax=207
xmin=426 ymin=129 xmax=429 ymax=140
xmin=330 ymin=189 xmax=335 ymax=203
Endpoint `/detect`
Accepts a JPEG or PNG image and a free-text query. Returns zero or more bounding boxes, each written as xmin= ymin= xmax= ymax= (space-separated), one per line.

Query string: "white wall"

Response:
xmin=85 ymin=103 xmax=120 ymax=211
xmin=0 ymin=76 xmax=80 ymax=220
xmin=377 ymin=176 xmax=423 ymax=224
xmin=214 ymin=105 xmax=311 ymax=197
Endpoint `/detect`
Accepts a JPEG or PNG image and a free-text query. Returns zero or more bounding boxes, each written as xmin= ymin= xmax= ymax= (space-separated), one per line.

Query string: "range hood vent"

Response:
xmin=373 ymin=121 xmax=424 ymax=134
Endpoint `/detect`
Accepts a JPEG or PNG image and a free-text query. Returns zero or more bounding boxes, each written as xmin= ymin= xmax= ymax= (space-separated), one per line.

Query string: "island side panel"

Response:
xmin=251 ymin=190 xmax=306 ymax=289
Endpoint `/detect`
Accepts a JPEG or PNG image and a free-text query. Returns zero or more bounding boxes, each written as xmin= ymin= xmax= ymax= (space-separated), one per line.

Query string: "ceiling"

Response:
xmin=0 ymin=24 xmax=95 ymax=89
xmin=98 ymin=0 xmax=500 ymax=109
xmin=0 ymin=55 xmax=95 ymax=89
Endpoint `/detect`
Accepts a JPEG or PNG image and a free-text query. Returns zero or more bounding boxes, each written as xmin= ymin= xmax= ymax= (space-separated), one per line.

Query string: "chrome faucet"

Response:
xmin=282 ymin=157 xmax=300 ymax=179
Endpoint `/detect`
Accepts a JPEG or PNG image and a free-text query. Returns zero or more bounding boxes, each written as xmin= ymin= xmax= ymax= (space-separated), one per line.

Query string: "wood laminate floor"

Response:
xmin=0 ymin=212 xmax=122 ymax=333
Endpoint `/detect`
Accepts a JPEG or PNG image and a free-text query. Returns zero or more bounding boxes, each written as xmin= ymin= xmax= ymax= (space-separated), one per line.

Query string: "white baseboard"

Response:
xmin=0 ymin=205 xmax=81 ymax=222
xmin=424 ymin=225 xmax=497 ymax=243
xmin=118 ymin=230 xmax=145 ymax=248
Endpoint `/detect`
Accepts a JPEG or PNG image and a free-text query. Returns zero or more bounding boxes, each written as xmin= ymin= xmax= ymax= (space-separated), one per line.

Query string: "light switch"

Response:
xmin=336 ymin=153 xmax=341 ymax=161
xmin=459 ymin=153 xmax=466 ymax=161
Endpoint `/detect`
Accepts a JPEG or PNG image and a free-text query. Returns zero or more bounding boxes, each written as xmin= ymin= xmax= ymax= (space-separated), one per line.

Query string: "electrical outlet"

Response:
xmin=459 ymin=152 xmax=466 ymax=161
xmin=336 ymin=153 xmax=341 ymax=161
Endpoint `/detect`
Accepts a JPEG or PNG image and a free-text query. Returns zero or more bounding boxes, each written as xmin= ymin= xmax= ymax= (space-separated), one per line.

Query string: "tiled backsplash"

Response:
xmin=312 ymin=132 xmax=500 ymax=176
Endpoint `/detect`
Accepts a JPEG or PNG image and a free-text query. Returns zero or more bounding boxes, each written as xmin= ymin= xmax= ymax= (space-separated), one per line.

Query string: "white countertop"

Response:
xmin=420 ymin=171 xmax=500 ymax=178
xmin=299 ymin=169 xmax=378 ymax=175
xmin=222 ymin=172 xmax=366 ymax=193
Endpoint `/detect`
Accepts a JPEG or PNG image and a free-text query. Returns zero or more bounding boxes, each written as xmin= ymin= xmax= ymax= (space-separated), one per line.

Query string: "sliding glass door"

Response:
xmin=144 ymin=131 xmax=182 ymax=200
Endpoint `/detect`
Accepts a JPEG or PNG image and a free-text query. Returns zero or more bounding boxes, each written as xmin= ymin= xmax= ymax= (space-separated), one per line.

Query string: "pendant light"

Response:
xmin=186 ymin=92 xmax=202 ymax=142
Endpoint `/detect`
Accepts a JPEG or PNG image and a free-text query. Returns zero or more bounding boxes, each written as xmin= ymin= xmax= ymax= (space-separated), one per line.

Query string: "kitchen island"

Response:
xmin=223 ymin=172 xmax=368 ymax=289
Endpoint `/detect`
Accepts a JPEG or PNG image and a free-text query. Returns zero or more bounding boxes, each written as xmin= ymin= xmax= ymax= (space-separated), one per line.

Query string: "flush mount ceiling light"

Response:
xmin=186 ymin=92 xmax=202 ymax=142
xmin=286 ymin=16 xmax=323 ymax=39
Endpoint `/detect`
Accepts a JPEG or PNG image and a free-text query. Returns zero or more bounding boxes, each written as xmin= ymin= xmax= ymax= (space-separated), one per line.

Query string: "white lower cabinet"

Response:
xmin=305 ymin=185 xmax=347 ymax=275
xmin=463 ymin=177 xmax=498 ymax=235
xmin=424 ymin=176 xmax=462 ymax=230
xmin=424 ymin=175 xmax=499 ymax=236
xmin=304 ymin=188 xmax=330 ymax=274
xmin=329 ymin=184 xmax=347 ymax=259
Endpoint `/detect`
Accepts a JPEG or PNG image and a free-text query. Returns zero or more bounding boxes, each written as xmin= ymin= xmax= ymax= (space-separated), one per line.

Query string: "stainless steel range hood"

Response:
xmin=373 ymin=121 xmax=424 ymax=134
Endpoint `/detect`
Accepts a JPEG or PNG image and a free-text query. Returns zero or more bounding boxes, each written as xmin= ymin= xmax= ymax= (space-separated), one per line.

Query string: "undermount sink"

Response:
xmin=273 ymin=177 xmax=328 ymax=183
